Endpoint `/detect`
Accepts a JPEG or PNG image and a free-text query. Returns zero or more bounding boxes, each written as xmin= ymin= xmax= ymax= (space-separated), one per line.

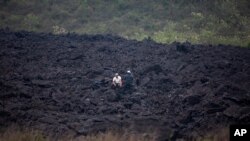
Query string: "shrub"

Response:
xmin=23 ymin=13 xmax=40 ymax=31
xmin=52 ymin=25 xmax=67 ymax=34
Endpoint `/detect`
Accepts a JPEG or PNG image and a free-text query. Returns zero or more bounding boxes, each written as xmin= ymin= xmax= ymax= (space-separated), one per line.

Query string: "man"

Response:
xmin=123 ymin=70 xmax=134 ymax=92
xmin=112 ymin=73 xmax=122 ymax=88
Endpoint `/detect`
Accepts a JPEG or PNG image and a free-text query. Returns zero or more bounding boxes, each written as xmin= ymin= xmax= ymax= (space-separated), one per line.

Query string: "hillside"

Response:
xmin=0 ymin=29 xmax=250 ymax=140
xmin=0 ymin=0 xmax=250 ymax=46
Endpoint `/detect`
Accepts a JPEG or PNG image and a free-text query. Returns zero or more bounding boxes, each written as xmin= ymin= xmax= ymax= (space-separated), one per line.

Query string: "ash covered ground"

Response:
xmin=0 ymin=29 xmax=250 ymax=140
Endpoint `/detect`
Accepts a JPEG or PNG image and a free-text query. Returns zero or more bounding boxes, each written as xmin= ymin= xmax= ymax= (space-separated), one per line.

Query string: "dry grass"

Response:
xmin=76 ymin=131 xmax=156 ymax=141
xmin=0 ymin=126 xmax=229 ymax=141
xmin=194 ymin=128 xmax=229 ymax=141
xmin=0 ymin=127 xmax=46 ymax=141
xmin=0 ymin=127 xmax=156 ymax=141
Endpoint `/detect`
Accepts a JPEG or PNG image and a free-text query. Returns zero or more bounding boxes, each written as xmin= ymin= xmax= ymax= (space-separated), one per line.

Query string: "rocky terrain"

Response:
xmin=0 ymin=29 xmax=250 ymax=140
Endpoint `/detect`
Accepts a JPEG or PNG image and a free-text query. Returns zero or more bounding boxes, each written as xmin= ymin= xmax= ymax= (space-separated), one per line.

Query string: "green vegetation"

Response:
xmin=0 ymin=0 xmax=249 ymax=47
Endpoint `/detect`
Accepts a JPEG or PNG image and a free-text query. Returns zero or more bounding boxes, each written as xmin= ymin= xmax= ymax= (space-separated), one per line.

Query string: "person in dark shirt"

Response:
xmin=123 ymin=70 xmax=134 ymax=93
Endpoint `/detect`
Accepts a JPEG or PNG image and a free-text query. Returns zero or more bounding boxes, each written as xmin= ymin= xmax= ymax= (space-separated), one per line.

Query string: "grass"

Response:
xmin=0 ymin=126 xmax=230 ymax=141
xmin=0 ymin=127 xmax=156 ymax=141
xmin=195 ymin=128 xmax=229 ymax=141
xmin=0 ymin=0 xmax=249 ymax=47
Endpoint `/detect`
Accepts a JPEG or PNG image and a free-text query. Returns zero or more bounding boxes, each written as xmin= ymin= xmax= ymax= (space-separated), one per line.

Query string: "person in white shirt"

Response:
xmin=112 ymin=73 xmax=122 ymax=87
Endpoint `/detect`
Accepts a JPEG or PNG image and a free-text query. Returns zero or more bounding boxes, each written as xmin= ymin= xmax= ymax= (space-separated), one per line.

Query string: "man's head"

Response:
xmin=115 ymin=73 xmax=119 ymax=77
xmin=127 ymin=70 xmax=131 ymax=73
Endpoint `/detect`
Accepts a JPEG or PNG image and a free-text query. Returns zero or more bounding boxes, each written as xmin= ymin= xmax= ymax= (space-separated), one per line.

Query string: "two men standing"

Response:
xmin=112 ymin=70 xmax=134 ymax=93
